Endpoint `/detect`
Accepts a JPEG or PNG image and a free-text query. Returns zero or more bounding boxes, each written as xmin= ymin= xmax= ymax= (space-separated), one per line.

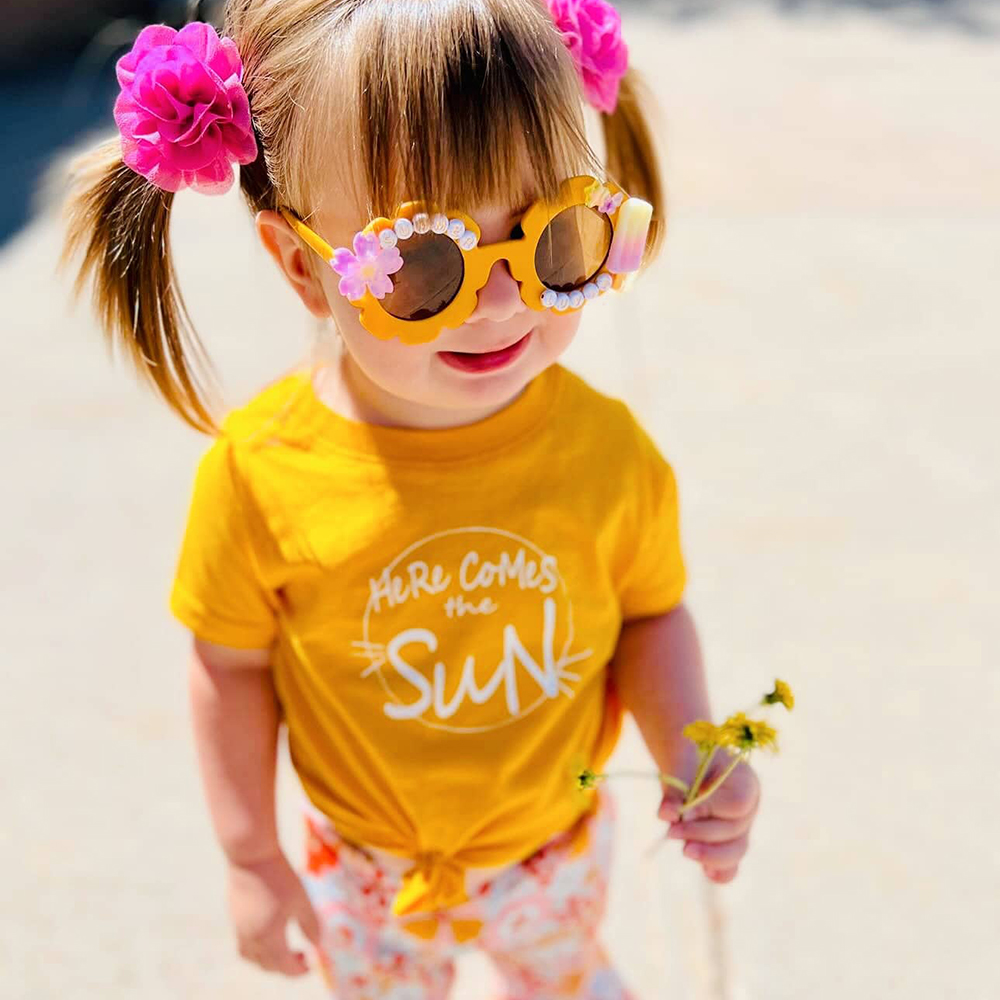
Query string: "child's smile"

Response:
xmin=437 ymin=329 xmax=534 ymax=374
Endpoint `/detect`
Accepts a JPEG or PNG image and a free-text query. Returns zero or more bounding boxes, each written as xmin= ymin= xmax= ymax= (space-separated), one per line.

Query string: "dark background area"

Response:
xmin=0 ymin=1 xmax=224 ymax=246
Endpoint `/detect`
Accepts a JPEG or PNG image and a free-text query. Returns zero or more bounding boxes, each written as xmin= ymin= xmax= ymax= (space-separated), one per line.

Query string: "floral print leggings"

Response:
xmin=300 ymin=791 xmax=635 ymax=1000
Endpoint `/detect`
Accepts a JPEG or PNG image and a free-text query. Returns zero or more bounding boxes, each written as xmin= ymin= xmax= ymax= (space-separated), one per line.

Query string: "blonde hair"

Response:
xmin=64 ymin=0 xmax=667 ymax=432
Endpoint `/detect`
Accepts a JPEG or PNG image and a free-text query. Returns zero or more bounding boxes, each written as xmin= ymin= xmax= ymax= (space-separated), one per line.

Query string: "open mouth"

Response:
xmin=437 ymin=331 xmax=532 ymax=374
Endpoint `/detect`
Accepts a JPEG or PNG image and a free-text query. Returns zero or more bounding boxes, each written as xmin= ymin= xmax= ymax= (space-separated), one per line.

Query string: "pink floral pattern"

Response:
xmin=585 ymin=181 xmax=625 ymax=215
xmin=113 ymin=23 xmax=257 ymax=194
xmin=547 ymin=0 xmax=629 ymax=114
xmin=331 ymin=232 xmax=404 ymax=301
xmin=299 ymin=792 xmax=635 ymax=999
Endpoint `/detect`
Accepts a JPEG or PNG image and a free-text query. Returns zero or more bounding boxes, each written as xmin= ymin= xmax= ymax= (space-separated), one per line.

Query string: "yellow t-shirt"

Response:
xmin=170 ymin=363 xmax=685 ymax=917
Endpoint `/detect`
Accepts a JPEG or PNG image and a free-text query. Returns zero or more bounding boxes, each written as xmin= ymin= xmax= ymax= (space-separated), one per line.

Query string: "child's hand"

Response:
xmin=658 ymin=757 xmax=760 ymax=884
xmin=226 ymin=852 xmax=322 ymax=976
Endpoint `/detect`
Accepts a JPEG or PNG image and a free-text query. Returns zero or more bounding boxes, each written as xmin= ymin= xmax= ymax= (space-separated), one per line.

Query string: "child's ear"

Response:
xmin=255 ymin=210 xmax=331 ymax=320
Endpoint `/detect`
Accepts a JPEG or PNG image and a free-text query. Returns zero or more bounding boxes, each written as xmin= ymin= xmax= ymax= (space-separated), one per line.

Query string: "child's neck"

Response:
xmin=311 ymin=341 xmax=525 ymax=431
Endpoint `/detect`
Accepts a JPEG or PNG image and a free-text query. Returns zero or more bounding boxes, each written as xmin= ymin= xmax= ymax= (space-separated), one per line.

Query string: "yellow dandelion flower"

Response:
xmin=682 ymin=720 xmax=721 ymax=751
xmin=567 ymin=751 xmax=591 ymax=791
xmin=763 ymin=679 xmax=794 ymax=711
xmin=575 ymin=768 xmax=605 ymax=791
xmin=719 ymin=712 xmax=779 ymax=753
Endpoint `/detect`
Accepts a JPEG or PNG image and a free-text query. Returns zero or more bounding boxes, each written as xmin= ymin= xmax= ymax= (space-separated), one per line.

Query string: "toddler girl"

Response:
xmin=66 ymin=1 xmax=760 ymax=997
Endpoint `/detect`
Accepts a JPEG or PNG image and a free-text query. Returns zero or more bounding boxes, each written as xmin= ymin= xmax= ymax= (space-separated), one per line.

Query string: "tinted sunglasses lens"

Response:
xmin=534 ymin=206 xmax=612 ymax=293
xmin=380 ymin=231 xmax=465 ymax=321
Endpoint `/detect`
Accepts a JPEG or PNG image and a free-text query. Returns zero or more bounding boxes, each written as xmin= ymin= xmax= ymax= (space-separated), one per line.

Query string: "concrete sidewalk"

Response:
xmin=2 ymin=5 xmax=998 ymax=999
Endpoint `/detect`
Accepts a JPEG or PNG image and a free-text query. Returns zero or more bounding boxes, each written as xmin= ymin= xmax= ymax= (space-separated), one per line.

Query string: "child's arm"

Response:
xmin=188 ymin=638 xmax=280 ymax=861
xmin=188 ymin=638 xmax=320 ymax=974
xmin=611 ymin=604 xmax=761 ymax=883
xmin=613 ymin=603 xmax=711 ymax=785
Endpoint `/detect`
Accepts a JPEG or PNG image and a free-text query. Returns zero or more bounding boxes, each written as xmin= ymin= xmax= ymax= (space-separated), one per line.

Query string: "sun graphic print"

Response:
xmin=351 ymin=527 xmax=593 ymax=733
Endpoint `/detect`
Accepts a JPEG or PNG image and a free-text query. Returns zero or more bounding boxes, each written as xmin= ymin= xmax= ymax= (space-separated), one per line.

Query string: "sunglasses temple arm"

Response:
xmin=280 ymin=209 xmax=336 ymax=263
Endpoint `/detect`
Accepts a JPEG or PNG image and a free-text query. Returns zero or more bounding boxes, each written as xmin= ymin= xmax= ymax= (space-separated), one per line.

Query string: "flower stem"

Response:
xmin=660 ymin=773 xmax=690 ymax=794
xmin=680 ymin=751 xmax=747 ymax=815
xmin=686 ymin=746 xmax=717 ymax=803
xmin=607 ymin=769 xmax=669 ymax=780
xmin=596 ymin=768 xmax=693 ymax=793
xmin=604 ymin=769 xmax=690 ymax=793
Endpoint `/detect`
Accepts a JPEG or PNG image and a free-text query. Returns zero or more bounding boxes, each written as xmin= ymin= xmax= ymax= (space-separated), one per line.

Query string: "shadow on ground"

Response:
xmin=0 ymin=57 xmax=119 ymax=251
xmin=0 ymin=1 xmax=217 ymax=248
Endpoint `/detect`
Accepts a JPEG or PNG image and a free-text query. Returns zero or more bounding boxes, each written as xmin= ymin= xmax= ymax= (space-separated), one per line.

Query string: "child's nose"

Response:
xmin=466 ymin=258 xmax=526 ymax=325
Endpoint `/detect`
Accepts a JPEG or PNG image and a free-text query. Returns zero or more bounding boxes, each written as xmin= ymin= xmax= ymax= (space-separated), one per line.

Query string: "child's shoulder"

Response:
xmin=553 ymin=365 xmax=636 ymax=423
xmin=550 ymin=365 xmax=659 ymax=459
xmin=216 ymin=369 xmax=314 ymax=448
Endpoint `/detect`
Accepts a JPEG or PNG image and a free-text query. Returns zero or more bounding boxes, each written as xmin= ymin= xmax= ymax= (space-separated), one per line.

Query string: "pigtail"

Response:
xmin=602 ymin=68 xmax=667 ymax=266
xmin=63 ymin=138 xmax=218 ymax=433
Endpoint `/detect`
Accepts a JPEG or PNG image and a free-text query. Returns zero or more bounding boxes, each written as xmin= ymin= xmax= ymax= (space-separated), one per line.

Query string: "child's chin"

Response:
xmin=441 ymin=363 xmax=535 ymax=403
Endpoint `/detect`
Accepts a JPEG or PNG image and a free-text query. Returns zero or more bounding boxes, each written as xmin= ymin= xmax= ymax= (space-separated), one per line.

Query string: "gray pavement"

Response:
xmin=2 ymin=5 xmax=998 ymax=999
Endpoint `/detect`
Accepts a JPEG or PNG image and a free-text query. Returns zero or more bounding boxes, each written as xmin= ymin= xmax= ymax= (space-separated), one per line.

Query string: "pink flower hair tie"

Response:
xmin=113 ymin=22 xmax=258 ymax=194
xmin=547 ymin=0 xmax=629 ymax=114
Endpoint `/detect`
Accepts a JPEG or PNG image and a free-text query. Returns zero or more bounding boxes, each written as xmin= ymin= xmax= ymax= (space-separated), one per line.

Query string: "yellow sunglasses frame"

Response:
xmin=281 ymin=174 xmax=636 ymax=346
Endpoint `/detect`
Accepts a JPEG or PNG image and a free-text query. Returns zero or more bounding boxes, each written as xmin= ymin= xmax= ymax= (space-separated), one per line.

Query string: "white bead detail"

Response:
xmin=394 ymin=217 xmax=414 ymax=240
xmin=458 ymin=231 xmax=478 ymax=251
xmin=378 ymin=228 xmax=398 ymax=249
xmin=555 ymin=292 xmax=570 ymax=311
xmin=595 ymin=272 xmax=613 ymax=291
xmin=541 ymin=289 xmax=558 ymax=308
xmin=569 ymin=290 xmax=585 ymax=309
xmin=447 ymin=218 xmax=465 ymax=240
xmin=583 ymin=282 xmax=599 ymax=300
xmin=431 ymin=213 xmax=449 ymax=234
xmin=413 ymin=213 xmax=431 ymax=234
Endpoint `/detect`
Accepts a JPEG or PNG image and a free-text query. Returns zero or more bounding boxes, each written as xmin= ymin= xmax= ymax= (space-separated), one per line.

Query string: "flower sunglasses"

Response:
xmin=280 ymin=175 xmax=653 ymax=345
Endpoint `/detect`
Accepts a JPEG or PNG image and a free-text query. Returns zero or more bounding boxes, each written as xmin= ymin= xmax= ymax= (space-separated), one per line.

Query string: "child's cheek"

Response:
xmin=337 ymin=315 xmax=436 ymax=384
xmin=532 ymin=308 xmax=583 ymax=364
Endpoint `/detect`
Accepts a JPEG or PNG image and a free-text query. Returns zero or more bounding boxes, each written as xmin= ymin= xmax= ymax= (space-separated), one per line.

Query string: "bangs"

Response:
xmin=320 ymin=0 xmax=601 ymax=218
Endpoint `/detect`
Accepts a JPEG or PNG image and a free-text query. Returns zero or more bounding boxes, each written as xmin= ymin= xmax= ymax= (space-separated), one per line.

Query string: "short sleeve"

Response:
xmin=169 ymin=437 xmax=279 ymax=649
xmin=616 ymin=422 xmax=687 ymax=620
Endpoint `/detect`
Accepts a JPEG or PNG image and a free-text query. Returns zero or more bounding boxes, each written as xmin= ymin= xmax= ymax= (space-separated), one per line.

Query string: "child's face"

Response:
xmin=321 ymin=196 xmax=582 ymax=416
xmin=265 ymin=166 xmax=584 ymax=422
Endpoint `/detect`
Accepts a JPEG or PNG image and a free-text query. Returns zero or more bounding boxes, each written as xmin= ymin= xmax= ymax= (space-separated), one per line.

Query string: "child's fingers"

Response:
xmin=276 ymin=951 xmax=311 ymax=977
xmin=295 ymin=892 xmax=323 ymax=947
xmin=682 ymin=832 xmax=748 ymax=868
xmin=658 ymin=789 xmax=686 ymax=822
xmin=263 ymin=944 xmax=310 ymax=977
xmin=667 ymin=816 xmax=751 ymax=843
xmin=705 ymin=865 xmax=739 ymax=884
xmin=667 ymin=760 xmax=760 ymax=824
xmin=240 ymin=932 xmax=310 ymax=977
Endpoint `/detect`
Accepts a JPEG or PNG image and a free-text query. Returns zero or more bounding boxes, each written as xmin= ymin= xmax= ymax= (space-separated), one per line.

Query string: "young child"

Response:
xmin=66 ymin=2 xmax=760 ymax=997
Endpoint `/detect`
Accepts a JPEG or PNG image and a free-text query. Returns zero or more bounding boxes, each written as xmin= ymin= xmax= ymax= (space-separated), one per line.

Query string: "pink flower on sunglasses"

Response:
xmin=113 ymin=22 xmax=258 ymax=194
xmin=585 ymin=182 xmax=624 ymax=215
xmin=331 ymin=232 xmax=403 ymax=301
